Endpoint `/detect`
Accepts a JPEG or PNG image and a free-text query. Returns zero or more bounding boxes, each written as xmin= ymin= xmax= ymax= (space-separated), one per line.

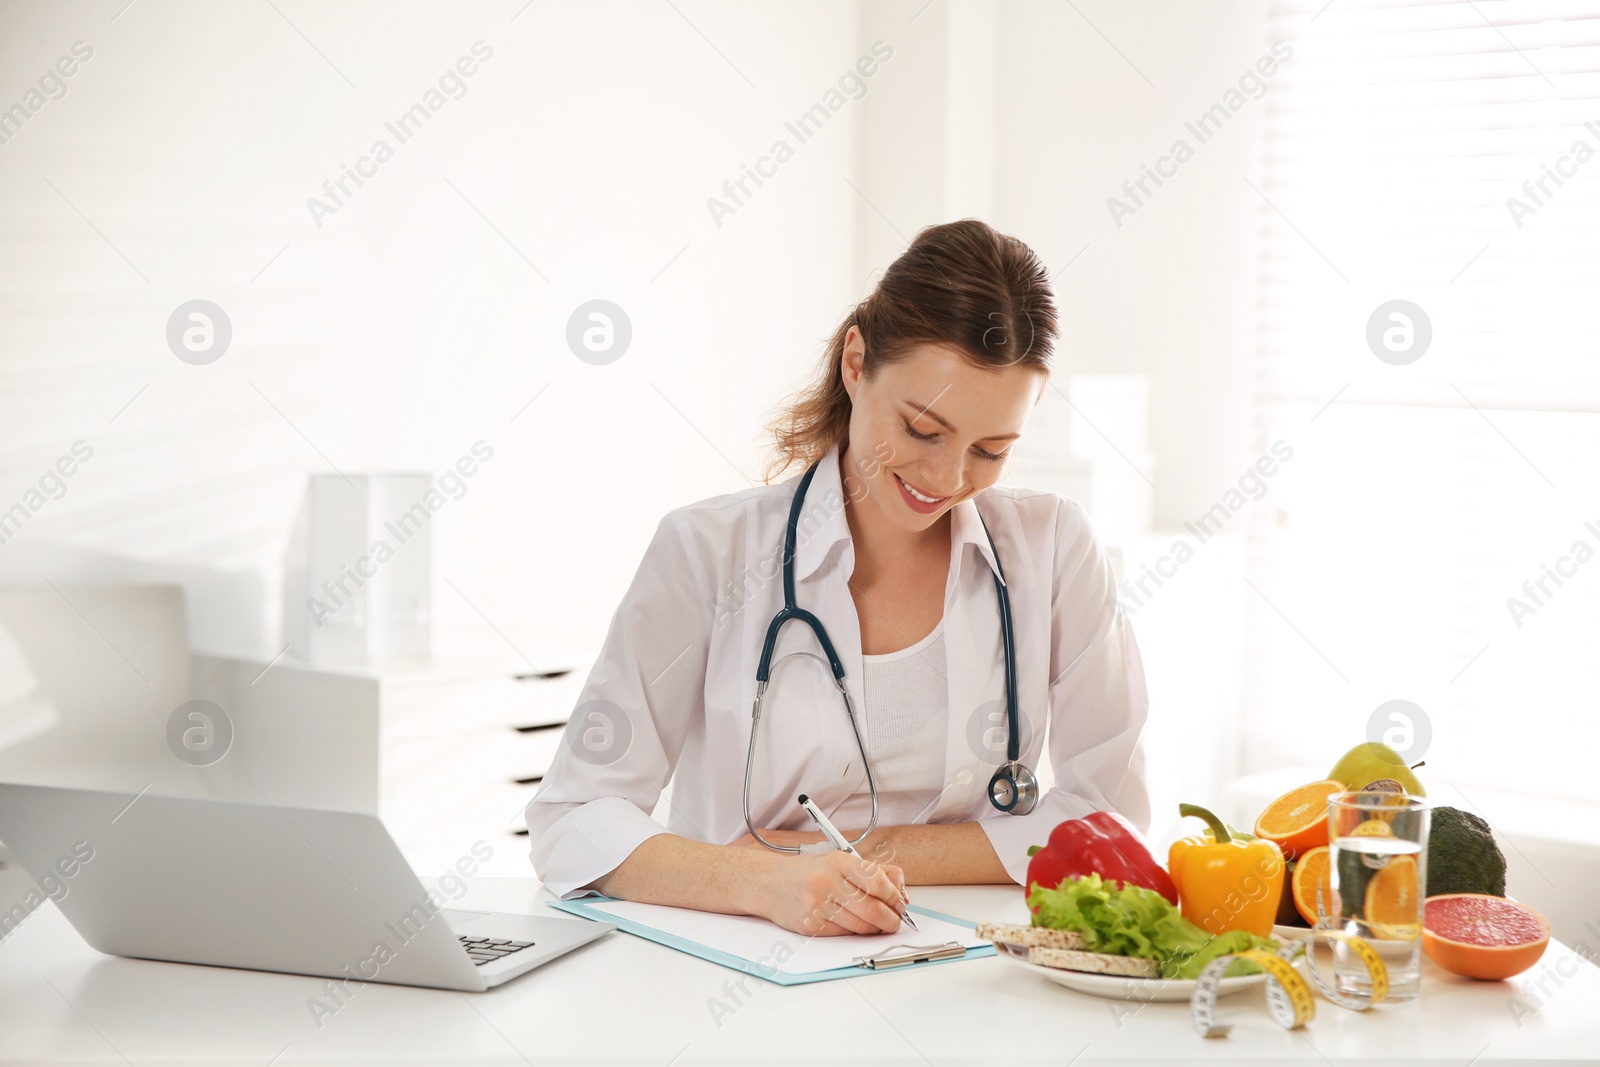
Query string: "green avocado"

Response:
xmin=1426 ymin=806 xmax=1507 ymax=897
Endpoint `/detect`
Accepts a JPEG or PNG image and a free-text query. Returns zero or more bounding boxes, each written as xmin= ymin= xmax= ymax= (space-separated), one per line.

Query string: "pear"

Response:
xmin=1328 ymin=742 xmax=1425 ymax=796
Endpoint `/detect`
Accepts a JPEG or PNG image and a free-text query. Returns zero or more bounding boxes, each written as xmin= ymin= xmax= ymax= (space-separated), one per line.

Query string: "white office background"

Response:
xmin=2 ymin=0 xmax=1598 ymax=949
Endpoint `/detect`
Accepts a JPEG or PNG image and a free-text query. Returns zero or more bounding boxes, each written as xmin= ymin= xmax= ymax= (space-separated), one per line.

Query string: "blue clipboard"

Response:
xmin=547 ymin=896 xmax=996 ymax=985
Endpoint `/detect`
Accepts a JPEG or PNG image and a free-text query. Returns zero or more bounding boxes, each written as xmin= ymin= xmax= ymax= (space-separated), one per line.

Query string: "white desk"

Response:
xmin=2 ymin=878 xmax=1596 ymax=1065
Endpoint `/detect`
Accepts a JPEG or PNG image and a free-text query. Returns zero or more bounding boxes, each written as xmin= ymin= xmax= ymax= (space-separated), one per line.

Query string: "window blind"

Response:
xmin=1245 ymin=0 xmax=1600 ymax=806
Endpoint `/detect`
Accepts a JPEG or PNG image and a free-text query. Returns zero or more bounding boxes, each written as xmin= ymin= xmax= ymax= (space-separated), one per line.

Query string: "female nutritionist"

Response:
xmin=525 ymin=219 xmax=1153 ymax=937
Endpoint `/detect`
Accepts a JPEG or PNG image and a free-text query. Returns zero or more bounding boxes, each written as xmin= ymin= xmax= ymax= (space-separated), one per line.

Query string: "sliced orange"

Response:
xmin=1254 ymin=780 xmax=1344 ymax=860
xmin=1364 ymin=854 xmax=1421 ymax=940
xmin=1291 ymin=845 xmax=1333 ymax=925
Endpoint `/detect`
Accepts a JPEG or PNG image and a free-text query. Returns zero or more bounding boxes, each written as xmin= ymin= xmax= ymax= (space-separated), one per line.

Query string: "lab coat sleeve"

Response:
xmin=978 ymin=498 xmax=1154 ymax=888
xmin=524 ymin=509 xmax=711 ymax=898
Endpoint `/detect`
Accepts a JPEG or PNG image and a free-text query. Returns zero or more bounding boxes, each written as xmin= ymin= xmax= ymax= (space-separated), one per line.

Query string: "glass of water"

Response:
xmin=1324 ymin=791 xmax=1430 ymax=999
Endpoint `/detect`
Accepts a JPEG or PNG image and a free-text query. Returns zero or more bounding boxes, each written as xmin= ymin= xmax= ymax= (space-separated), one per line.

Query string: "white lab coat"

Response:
xmin=525 ymin=442 xmax=1152 ymax=898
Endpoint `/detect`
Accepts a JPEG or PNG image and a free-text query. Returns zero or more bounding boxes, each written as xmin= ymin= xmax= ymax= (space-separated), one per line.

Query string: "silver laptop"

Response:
xmin=0 ymin=783 xmax=612 ymax=991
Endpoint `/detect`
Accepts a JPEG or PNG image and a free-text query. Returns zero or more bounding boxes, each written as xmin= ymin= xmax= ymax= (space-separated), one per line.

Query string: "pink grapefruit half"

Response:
xmin=1422 ymin=893 xmax=1550 ymax=981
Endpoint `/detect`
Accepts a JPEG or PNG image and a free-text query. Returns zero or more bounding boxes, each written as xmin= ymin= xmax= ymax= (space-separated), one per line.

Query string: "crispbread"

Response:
xmin=975 ymin=922 xmax=1088 ymax=950
xmin=1029 ymin=946 xmax=1161 ymax=979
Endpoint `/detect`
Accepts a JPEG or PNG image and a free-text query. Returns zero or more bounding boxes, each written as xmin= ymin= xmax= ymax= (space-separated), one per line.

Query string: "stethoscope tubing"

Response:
xmin=742 ymin=455 xmax=1034 ymax=853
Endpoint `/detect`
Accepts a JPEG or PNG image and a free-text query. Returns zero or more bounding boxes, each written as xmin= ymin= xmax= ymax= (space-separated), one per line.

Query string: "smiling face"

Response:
xmin=839 ymin=327 xmax=1046 ymax=534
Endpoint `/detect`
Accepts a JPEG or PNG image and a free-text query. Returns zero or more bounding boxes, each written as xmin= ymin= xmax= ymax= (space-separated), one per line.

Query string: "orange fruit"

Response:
xmin=1290 ymin=845 xmax=1333 ymax=924
xmin=1254 ymin=780 xmax=1344 ymax=860
xmin=1423 ymin=894 xmax=1550 ymax=980
xmin=1364 ymin=854 xmax=1421 ymax=940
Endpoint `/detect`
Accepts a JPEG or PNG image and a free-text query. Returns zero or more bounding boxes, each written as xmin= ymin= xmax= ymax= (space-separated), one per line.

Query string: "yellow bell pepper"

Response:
xmin=1168 ymin=802 xmax=1285 ymax=938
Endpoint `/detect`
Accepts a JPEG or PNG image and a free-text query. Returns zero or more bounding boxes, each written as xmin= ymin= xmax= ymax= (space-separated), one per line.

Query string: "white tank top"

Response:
xmin=829 ymin=621 xmax=949 ymax=830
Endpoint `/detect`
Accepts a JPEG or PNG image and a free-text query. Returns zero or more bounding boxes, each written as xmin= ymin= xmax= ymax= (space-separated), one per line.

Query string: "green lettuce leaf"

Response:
xmin=1026 ymin=872 xmax=1281 ymax=980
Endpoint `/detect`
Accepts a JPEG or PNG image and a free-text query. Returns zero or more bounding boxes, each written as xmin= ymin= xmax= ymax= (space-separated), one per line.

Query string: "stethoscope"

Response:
xmin=741 ymin=456 xmax=1039 ymax=853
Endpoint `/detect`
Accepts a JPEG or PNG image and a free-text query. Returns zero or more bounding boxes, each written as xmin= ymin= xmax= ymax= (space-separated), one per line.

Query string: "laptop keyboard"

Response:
xmin=459 ymin=936 xmax=536 ymax=966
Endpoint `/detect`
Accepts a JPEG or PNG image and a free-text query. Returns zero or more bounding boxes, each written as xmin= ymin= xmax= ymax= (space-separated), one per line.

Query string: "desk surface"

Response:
xmin=2 ymin=877 xmax=1596 ymax=1066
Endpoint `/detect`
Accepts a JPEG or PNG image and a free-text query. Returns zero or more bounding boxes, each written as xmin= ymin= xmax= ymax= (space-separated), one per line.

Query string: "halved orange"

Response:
xmin=1290 ymin=845 xmax=1333 ymax=924
xmin=1254 ymin=780 xmax=1344 ymax=860
xmin=1364 ymin=854 xmax=1421 ymax=940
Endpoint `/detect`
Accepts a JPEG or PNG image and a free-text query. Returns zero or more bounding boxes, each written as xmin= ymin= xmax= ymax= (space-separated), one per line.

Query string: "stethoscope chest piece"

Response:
xmin=988 ymin=761 xmax=1039 ymax=815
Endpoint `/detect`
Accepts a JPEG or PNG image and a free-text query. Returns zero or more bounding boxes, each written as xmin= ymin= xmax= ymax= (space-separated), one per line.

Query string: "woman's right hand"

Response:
xmin=749 ymin=849 xmax=908 ymax=936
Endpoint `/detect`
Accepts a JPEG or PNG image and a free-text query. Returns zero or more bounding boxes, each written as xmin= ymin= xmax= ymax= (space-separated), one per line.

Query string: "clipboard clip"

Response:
xmin=853 ymin=941 xmax=967 ymax=970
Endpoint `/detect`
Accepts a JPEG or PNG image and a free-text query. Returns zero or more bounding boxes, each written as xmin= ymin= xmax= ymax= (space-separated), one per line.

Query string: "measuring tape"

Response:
xmin=1190 ymin=928 xmax=1389 ymax=1038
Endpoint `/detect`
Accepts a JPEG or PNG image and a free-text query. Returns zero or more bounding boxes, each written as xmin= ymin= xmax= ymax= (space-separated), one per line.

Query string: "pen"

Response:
xmin=797 ymin=794 xmax=918 ymax=931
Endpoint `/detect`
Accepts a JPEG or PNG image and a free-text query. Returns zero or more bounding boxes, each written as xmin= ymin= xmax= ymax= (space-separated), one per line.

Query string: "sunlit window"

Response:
xmin=1247 ymin=0 xmax=1600 ymax=805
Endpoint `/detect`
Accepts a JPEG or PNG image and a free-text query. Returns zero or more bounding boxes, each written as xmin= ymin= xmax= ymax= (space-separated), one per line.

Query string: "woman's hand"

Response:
xmin=747 ymin=848 xmax=908 ymax=937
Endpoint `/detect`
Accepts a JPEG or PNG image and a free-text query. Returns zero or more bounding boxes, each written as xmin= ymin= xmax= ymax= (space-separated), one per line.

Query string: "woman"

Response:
xmin=526 ymin=219 xmax=1151 ymax=937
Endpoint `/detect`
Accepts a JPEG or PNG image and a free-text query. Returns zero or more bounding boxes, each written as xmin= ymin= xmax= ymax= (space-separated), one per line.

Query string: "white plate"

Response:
xmin=995 ymin=944 xmax=1271 ymax=1003
xmin=1273 ymin=923 xmax=1315 ymax=941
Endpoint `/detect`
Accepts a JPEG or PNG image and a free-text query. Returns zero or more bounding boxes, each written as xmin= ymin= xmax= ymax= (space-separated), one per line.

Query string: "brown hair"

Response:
xmin=762 ymin=218 xmax=1058 ymax=483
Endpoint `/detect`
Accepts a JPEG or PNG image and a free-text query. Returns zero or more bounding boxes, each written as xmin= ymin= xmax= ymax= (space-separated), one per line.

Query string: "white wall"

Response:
xmin=995 ymin=0 xmax=1272 ymax=527
xmin=0 ymin=0 xmax=870 ymax=660
xmin=851 ymin=0 xmax=1273 ymax=524
xmin=2 ymin=0 xmax=1275 ymax=660
xmin=855 ymin=0 xmax=1273 ymax=525
xmin=1 ymin=0 xmax=1274 ymax=807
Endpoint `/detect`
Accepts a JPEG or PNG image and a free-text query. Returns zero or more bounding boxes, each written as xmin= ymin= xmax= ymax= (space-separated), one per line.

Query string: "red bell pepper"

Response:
xmin=1025 ymin=810 xmax=1179 ymax=907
